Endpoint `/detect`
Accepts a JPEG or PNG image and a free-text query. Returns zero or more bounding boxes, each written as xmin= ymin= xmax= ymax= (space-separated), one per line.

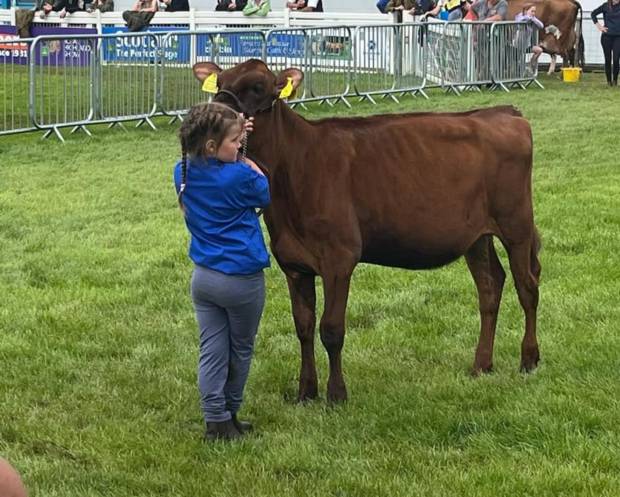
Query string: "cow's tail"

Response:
xmin=573 ymin=0 xmax=585 ymax=68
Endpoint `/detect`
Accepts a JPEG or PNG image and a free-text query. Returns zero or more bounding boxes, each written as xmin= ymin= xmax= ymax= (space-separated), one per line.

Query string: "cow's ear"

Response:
xmin=275 ymin=68 xmax=304 ymax=99
xmin=193 ymin=62 xmax=222 ymax=83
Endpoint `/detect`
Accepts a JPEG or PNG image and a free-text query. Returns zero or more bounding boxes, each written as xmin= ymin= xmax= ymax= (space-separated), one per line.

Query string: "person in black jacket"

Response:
xmin=592 ymin=0 xmax=620 ymax=85
xmin=215 ymin=0 xmax=248 ymax=10
xmin=162 ymin=0 xmax=189 ymax=11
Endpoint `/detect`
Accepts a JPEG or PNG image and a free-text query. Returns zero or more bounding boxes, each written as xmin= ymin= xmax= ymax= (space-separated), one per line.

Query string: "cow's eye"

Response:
xmin=252 ymin=83 xmax=264 ymax=94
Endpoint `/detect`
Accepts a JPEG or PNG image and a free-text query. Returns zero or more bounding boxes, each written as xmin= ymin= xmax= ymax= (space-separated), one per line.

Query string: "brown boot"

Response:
xmin=204 ymin=419 xmax=242 ymax=441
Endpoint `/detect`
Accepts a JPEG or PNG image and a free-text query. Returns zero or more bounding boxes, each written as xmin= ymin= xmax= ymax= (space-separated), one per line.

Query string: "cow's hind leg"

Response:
xmin=506 ymin=234 xmax=541 ymax=372
xmin=320 ymin=269 xmax=353 ymax=404
xmin=286 ymin=273 xmax=318 ymax=402
xmin=465 ymin=235 xmax=506 ymax=375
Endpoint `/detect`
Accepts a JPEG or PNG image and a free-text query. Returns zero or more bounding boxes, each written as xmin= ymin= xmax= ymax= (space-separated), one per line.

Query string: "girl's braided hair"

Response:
xmin=177 ymin=102 xmax=245 ymax=209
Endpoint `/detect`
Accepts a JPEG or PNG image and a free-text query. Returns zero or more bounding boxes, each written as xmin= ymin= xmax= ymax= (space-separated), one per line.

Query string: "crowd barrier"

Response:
xmin=1 ymin=21 xmax=542 ymax=139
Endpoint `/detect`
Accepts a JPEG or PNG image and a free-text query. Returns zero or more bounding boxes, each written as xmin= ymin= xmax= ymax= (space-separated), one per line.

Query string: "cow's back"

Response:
xmin=341 ymin=107 xmax=532 ymax=269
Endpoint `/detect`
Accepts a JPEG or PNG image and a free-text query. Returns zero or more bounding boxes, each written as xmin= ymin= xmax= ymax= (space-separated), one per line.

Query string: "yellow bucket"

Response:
xmin=561 ymin=67 xmax=582 ymax=83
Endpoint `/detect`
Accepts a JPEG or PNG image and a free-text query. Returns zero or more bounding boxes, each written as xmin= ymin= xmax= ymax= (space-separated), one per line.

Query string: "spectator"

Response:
xmin=37 ymin=0 xmax=83 ymax=19
xmin=408 ymin=0 xmax=436 ymax=17
xmin=515 ymin=3 xmax=544 ymax=74
xmin=122 ymin=0 xmax=158 ymax=31
xmin=471 ymin=0 xmax=507 ymax=21
xmin=162 ymin=0 xmax=189 ymax=11
xmin=417 ymin=0 xmax=471 ymax=20
xmin=35 ymin=0 xmax=54 ymax=18
xmin=385 ymin=0 xmax=415 ymax=12
xmin=243 ymin=0 xmax=270 ymax=15
xmin=215 ymin=0 xmax=248 ymax=10
xmin=376 ymin=0 xmax=390 ymax=13
xmin=86 ymin=0 xmax=114 ymax=13
xmin=286 ymin=0 xmax=323 ymax=11
xmin=591 ymin=0 xmax=620 ymax=86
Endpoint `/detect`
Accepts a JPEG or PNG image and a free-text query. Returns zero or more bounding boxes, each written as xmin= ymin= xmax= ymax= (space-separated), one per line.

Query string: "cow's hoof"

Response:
xmin=520 ymin=348 xmax=540 ymax=373
xmin=297 ymin=379 xmax=318 ymax=403
xmin=326 ymin=383 xmax=347 ymax=404
xmin=471 ymin=363 xmax=493 ymax=376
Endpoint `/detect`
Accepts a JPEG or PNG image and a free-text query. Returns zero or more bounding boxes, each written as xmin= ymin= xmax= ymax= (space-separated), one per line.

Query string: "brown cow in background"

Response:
xmin=193 ymin=59 xmax=542 ymax=404
xmin=508 ymin=0 xmax=584 ymax=73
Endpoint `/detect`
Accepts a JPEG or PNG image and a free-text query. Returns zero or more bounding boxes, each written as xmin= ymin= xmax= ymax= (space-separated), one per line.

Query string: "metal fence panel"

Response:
xmin=1 ymin=37 xmax=36 ymax=135
xmin=29 ymin=35 xmax=95 ymax=131
xmin=353 ymin=24 xmax=397 ymax=98
xmin=490 ymin=21 xmax=540 ymax=90
xmin=98 ymin=33 xmax=159 ymax=124
xmin=303 ymin=26 xmax=353 ymax=105
xmin=160 ymin=31 xmax=213 ymax=118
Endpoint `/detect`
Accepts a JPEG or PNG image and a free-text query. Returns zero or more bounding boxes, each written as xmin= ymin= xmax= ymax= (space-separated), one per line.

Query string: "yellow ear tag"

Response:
xmin=202 ymin=73 xmax=219 ymax=94
xmin=278 ymin=77 xmax=294 ymax=99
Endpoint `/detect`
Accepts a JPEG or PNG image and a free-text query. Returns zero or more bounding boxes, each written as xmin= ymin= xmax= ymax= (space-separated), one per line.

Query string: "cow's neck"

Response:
xmin=247 ymin=101 xmax=317 ymax=253
xmin=248 ymin=100 xmax=312 ymax=172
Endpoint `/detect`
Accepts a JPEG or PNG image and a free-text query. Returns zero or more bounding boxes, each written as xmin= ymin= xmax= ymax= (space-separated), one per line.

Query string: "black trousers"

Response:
xmin=601 ymin=33 xmax=620 ymax=84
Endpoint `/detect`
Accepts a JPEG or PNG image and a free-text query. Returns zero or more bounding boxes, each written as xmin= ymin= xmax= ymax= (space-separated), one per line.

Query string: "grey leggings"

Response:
xmin=191 ymin=265 xmax=265 ymax=423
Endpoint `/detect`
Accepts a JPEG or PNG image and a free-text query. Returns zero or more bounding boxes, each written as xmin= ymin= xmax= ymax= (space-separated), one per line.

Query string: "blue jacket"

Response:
xmin=174 ymin=157 xmax=270 ymax=275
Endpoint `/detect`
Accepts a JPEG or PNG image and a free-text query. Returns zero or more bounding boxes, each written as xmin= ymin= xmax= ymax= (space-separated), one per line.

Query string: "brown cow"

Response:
xmin=193 ymin=59 xmax=541 ymax=403
xmin=508 ymin=0 xmax=584 ymax=73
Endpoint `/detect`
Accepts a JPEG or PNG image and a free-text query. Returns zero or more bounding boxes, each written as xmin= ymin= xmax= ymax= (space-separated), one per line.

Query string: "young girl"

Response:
xmin=515 ymin=4 xmax=544 ymax=73
xmin=174 ymin=102 xmax=270 ymax=441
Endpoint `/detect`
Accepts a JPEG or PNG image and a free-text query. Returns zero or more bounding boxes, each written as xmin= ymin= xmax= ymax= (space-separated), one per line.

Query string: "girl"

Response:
xmin=515 ymin=4 xmax=544 ymax=73
xmin=174 ymin=102 xmax=270 ymax=441
xmin=592 ymin=0 xmax=620 ymax=86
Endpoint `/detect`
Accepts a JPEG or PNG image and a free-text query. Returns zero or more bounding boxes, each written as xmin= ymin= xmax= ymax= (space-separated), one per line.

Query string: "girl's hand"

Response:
xmin=597 ymin=23 xmax=608 ymax=33
xmin=244 ymin=116 xmax=254 ymax=134
xmin=242 ymin=157 xmax=265 ymax=176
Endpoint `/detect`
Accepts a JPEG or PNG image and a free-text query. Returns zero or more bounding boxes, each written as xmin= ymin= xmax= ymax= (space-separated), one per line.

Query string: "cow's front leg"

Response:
xmin=286 ymin=272 xmax=318 ymax=402
xmin=548 ymin=55 xmax=557 ymax=75
xmin=320 ymin=269 xmax=354 ymax=404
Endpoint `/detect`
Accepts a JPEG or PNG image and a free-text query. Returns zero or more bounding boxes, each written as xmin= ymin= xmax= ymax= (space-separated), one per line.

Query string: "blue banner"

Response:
xmin=195 ymin=32 xmax=305 ymax=59
xmin=102 ymin=26 xmax=190 ymax=63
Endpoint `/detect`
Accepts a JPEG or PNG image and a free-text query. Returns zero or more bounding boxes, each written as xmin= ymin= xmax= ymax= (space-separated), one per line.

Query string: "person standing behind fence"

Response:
xmin=286 ymin=0 xmax=323 ymax=11
xmin=86 ymin=0 xmax=114 ymax=13
xmin=37 ymin=0 xmax=83 ymax=19
xmin=417 ymin=0 xmax=470 ymax=21
xmin=592 ymin=0 xmax=620 ymax=86
xmin=216 ymin=0 xmax=248 ymax=11
xmin=162 ymin=0 xmax=189 ymax=12
xmin=471 ymin=0 xmax=507 ymax=21
xmin=515 ymin=4 xmax=544 ymax=73
xmin=174 ymin=102 xmax=270 ymax=442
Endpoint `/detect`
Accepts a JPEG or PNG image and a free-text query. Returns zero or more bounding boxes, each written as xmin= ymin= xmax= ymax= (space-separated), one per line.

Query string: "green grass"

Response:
xmin=1 ymin=72 xmax=619 ymax=497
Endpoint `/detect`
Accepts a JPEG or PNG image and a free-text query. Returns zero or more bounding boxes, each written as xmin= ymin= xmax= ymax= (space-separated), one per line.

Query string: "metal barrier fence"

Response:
xmin=353 ymin=23 xmax=426 ymax=103
xmin=1 ymin=22 xmax=542 ymax=137
xmin=1 ymin=37 xmax=36 ymax=135
xmin=490 ymin=21 xmax=543 ymax=91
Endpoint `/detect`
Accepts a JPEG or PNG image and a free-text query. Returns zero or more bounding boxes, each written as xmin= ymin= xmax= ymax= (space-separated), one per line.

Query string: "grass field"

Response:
xmin=1 ymin=72 xmax=619 ymax=497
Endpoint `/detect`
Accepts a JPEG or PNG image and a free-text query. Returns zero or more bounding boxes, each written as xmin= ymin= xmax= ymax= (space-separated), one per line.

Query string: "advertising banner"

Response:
xmin=0 ymin=25 xmax=29 ymax=63
xmin=195 ymin=32 xmax=305 ymax=60
xmin=102 ymin=26 xmax=190 ymax=63
xmin=0 ymin=25 xmax=96 ymax=66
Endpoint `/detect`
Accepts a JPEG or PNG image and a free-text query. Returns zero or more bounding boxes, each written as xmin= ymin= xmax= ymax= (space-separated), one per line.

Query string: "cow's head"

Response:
xmin=192 ymin=59 xmax=304 ymax=117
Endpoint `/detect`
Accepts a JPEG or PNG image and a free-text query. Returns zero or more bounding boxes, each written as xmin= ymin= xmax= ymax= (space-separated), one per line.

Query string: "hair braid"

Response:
xmin=176 ymin=102 xmax=244 ymax=212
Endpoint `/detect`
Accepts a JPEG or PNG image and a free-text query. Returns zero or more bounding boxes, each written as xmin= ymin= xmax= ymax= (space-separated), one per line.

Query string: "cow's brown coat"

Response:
xmin=194 ymin=59 xmax=541 ymax=403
